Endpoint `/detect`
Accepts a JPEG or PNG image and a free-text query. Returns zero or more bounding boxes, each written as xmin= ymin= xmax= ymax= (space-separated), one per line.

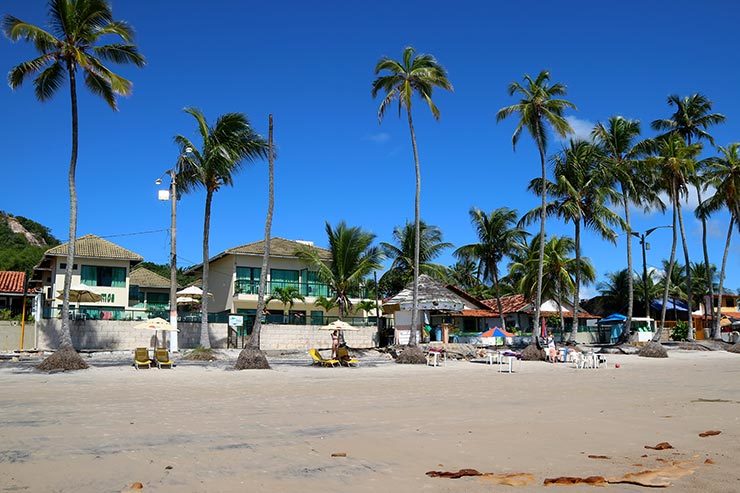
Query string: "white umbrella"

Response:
xmin=176 ymin=296 xmax=200 ymax=305
xmin=320 ymin=319 xmax=360 ymax=332
xmin=176 ymin=286 xmax=213 ymax=298
xmin=135 ymin=317 xmax=179 ymax=349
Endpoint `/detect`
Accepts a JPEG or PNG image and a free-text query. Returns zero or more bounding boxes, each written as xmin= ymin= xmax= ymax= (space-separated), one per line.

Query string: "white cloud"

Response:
xmin=558 ymin=116 xmax=595 ymax=143
xmin=364 ymin=132 xmax=390 ymax=144
xmin=637 ymin=185 xmax=717 ymax=217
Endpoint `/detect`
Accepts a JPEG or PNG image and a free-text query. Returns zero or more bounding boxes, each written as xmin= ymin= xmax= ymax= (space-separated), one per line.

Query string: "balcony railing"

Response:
xmin=234 ymin=279 xmax=370 ymax=299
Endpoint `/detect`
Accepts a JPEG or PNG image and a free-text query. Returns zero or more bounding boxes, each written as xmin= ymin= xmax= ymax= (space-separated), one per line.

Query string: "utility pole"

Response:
xmin=168 ymin=167 xmax=178 ymax=352
xmin=631 ymin=226 xmax=671 ymax=323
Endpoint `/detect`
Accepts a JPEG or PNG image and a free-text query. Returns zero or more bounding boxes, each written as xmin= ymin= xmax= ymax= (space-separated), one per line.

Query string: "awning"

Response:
xmin=651 ymin=299 xmax=688 ymax=312
xmin=598 ymin=313 xmax=627 ymax=325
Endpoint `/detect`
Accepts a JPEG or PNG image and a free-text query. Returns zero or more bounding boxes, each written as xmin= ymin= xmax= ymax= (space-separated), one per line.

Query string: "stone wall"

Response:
xmin=35 ymin=319 xmax=228 ymax=350
xmin=259 ymin=324 xmax=378 ymax=351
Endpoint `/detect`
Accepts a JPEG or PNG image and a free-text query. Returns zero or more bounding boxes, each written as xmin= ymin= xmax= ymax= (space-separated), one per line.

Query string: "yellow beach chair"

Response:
xmin=155 ymin=348 xmax=174 ymax=369
xmin=134 ymin=347 xmax=150 ymax=369
xmin=337 ymin=346 xmax=359 ymax=367
xmin=309 ymin=348 xmax=340 ymax=367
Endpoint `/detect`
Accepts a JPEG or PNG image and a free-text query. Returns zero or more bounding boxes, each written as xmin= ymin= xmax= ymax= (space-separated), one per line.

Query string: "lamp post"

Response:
xmin=630 ymin=226 xmax=671 ymax=320
xmin=156 ymin=147 xmax=192 ymax=352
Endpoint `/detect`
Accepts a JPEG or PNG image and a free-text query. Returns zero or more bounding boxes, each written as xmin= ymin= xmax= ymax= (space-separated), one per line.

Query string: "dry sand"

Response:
xmin=1 ymin=350 xmax=739 ymax=492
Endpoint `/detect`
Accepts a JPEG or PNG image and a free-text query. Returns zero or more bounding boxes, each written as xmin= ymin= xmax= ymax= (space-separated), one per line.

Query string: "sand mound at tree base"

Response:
xmin=182 ymin=347 xmax=217 ymax=361
xmin=638 ymin=342 xmax=668 ymax=358
xmin=521 ymin=344 xmax=545 ymax=361
xmin=727 ymin=344 xmax=740 ymax=354
xmin=234 ymin=347 xmax=271 ymax=369
xmin=37 ymin=346 xmax=89 ymax=371
xmin=395 ymin=346 xmax=426 ymax=364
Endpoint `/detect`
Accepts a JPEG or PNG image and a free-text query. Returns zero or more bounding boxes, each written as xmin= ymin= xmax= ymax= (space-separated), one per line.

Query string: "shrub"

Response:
xmin=670 ymin=321 xmax=689 ymax=341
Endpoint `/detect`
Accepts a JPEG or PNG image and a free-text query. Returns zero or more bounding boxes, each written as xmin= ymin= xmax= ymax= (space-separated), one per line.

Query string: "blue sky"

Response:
xmin=1 ymin=0 xmax=739 ymax=295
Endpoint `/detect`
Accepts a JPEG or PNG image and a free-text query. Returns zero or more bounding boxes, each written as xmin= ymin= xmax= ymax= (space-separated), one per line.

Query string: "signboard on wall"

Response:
xmin=228 ymin=315 xmax=244 ymax=327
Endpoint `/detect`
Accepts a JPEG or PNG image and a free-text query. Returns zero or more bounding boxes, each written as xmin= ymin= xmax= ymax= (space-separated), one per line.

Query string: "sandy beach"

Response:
xmin=1 ymin=350 xmax=739 ymax=492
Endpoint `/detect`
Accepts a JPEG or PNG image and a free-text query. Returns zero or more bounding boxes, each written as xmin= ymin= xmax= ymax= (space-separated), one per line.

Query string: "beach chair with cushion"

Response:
xmin=155 ymin=348 xmax=174 ymax=369
xmin=309 ymin=348 xmax=340 ymax=367
xmin=134 ymin=347 xmax=151 ymax=369
xmin=337 ymin=346 xmax=359 ymax=367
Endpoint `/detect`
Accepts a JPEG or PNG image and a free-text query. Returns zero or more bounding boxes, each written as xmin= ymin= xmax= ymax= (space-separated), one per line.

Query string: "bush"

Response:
xmin=638 ymin=341 xmax=668 ymax=358
xmin=670 ymin=321 xmax=689 ymax=341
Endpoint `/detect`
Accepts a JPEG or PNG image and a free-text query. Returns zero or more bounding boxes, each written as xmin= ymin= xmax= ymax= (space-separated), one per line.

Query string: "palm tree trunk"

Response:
xmin=406 ymin=108 xmax=421 ymax=347
xmin=622 ymin=184 xmax=634 ymax=336
xmin=59 ymin=61 xmax=79 ymax=349
xmin=696 ymin=185 xmax=715 ymax=336
xmin=571 ymin=219 xmax=581 ymax=342
xmin=199 ymin=189 xmax=213 ymax=349
xmin=656 ymin=192 xmax=678 ymax=341
xmin=533 ymin=142 xmax=547 ymax=342
xmin=247 ymin=115 xmax=274 ymax=350
xmin=676 ymin=201 xmax=694 ymax=340
xmin=556 ymin=281 xmax=566 ymax=337
xmin=492 ymin=267 xmax=506 ymax=330
xmin=714 ymin=218 xmax=734 ymax=340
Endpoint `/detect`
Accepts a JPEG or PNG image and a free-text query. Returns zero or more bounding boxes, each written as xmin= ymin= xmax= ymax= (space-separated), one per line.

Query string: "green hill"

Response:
xmin=0 ymin=212 xmax=60 ymax=272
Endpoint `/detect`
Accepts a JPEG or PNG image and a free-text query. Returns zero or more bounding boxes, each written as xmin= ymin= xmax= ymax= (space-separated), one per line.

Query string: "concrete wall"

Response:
xmin=0 ymin=321 xmax=34 ymax=351
xmin=33 ymin=320 xmax=377 ymax=352
xmin=36 ymin=319 xmax=229 ymax=350
xmin=258 ymin=324 xmax=378 ymax=351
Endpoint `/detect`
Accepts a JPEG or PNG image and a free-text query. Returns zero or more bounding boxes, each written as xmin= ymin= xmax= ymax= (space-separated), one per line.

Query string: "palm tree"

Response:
xmin=380 ymin=221 xmax=452 ymax=296
xmin=455 ymin=207 xmax=527 ymax=329
xmin=266 ymin=286 xmax=305 ymax=323
xmin=658 ymin=260 xmax=688 ymax=322
xmin=522 ymin=140 xmax=622 ymax=341
xmin=652 ymin=94 xmax=725 ymax=338
xmin=689 ymin=261 xmax=717 ymax=312
xmin=497 ymin=71 xmax=576 ymax=336
xmin=236 ymin=115 xmax=274 ymax=370
xmin=296 ymin=221 xmax=383 ymax=319
xmin=446 ymin=254 xmax=481 ymax=291
xmin=697 ymin=143 xmax=740 ymax=339
xmin=592 ymin=117 xmax=663 ymax=334
xmin=598 ymin=269 xmax=634 ymax=314
xmin=176 ymin=109 xmax=268 ymax=348
xmin=372 ymin=46 xmax=452 ymax=346
xmin=354 ymin=300 xmax=377 ymax=315
xmin=314 ymin=295 xmax=339 ymax=314
xmin=644 ymin=135 xmax=702 ymax=340
xmin=3 ymin=0 xmax=144 ymax=368
xmin=509 ymin=235 xmax=595 ymax=335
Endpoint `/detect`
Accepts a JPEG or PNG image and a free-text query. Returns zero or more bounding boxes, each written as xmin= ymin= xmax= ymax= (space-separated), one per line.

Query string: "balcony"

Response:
xmin=234 ymin=279 xmax=370 ymax=299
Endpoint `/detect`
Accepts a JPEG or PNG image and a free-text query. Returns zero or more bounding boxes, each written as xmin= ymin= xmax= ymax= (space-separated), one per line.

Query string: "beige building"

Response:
xmin=129 ymin=266 xmax=176 ymax=314
xmin=187 ymin=238 xmax=377 ymax=325
xmin=30 ymin=234 xmax=144 ymax=320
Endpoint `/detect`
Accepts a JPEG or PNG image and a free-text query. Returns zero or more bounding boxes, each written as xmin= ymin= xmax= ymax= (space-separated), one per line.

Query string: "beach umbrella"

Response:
xmin=176 ymin=296 xmax=200 ymax=305
xmin=319 ymin=319 xmax=360 ymax=331
xmin=56 ymin=283 xmax=101 ymax=317
xmin=176 ymin=286 xmax=212 ymax=298
xmin=135 ymin=317 xmax=179 ymax=348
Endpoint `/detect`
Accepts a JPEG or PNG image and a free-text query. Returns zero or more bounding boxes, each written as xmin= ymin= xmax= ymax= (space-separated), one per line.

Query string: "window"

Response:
xmin=303 ymin=270 xmax=329 ymax=297
xmin=236 ymin=267 xmax=261 ymax=294
xmin=59 ymin=263 xmax=78 ymax=270
xmin=81 ymin=265 xmax=126 ymax=287
xmin=270 ymin=269 xmax=299 ymax=289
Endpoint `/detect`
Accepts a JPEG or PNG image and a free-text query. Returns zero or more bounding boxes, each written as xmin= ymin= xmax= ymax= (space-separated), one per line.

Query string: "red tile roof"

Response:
xmin=455 ymin=309 xmax=499 ymax=318
xmin=0 ymin=271 xmax=25 ymax=294
xmin=481 ymin=294 xmax=530 ymax=314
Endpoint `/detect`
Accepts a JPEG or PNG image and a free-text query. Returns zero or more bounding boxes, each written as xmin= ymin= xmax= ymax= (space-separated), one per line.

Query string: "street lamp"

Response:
xmin=156 ymin=147 xmax=192 ymax=352
xmin=630 ymin=226 xmax=671 ymax=320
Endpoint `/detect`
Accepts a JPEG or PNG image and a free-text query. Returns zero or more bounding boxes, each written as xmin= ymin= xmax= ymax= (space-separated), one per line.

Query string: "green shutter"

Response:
xmin=81 ymin=265 xmax=97 ymax=286
xmin=111 ymin=267 xmax=126 ymax=288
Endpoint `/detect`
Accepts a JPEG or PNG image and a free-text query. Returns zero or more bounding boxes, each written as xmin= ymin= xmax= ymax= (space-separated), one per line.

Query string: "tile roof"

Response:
xmin=45 ymin=234 xmax=143 ymax=261
xmin=129 ymin=267 xmax=176 ymax=289
xmin=226 ymin=237 xmax=331 ymax=261
xmin=482 ymin=294 xmax=599 ymax=318
xmin=481 ymin=294 xmax=530 ymax=314
xmin=455 ymin=309 xmax=499 ymax=318
xmin=0 ymin=271 xmax=25 ymax=294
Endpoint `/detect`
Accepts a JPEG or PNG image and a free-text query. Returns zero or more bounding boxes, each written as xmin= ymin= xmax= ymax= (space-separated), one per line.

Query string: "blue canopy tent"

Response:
xmin=597 ymin=313 xmax=627 ymax=343
xmin=650 ymin=299 xmax=688 ymax=312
